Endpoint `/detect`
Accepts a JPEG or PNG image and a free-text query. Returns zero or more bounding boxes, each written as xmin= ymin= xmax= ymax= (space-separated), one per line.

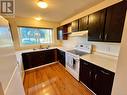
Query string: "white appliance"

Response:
xmin=0 ymin=16 xmax=25 ymax=95
xmin=66 ymin=44 xmax=92 ymax=80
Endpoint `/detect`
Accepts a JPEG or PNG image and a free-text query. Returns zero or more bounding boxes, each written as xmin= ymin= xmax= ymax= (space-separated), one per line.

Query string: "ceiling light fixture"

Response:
xmin=37 ymin=0 xmax=48 ymax=9
xmin=35 ymin=17 xmax=42 ymax=21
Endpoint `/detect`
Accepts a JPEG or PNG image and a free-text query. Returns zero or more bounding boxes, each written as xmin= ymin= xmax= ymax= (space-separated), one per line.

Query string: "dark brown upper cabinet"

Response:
xmin=71 ymin=19 xmax=79 ymax=32
xmin=88 ymin=9 xmax=106 ymax=41
xmin=104 ymin=1 xmax=126 ymax=42
xmin=57 ymin=24 xmax=70 ymax=40
xmin=79 ymin=16 xmax=89 ymax=31
xmin=57 ymin=26 xmax=64 ymax=40
xmin=88 ymin=1 xmax=127 ymax=42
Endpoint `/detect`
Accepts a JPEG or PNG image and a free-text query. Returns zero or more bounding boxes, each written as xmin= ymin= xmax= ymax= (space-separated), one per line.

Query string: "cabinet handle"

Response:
xmin=84 ymin=62 xmax=89 ymax=65
xmin=99 ymin=34 xmax=102 ymax=39
xmin=105 ymin=33 xmax=108 ymax=40
xmin=100 ymin=70 xmax=110 ymax=75
xmin=82 ymin=61 xmax=89 ymax=65
xmin=89 ymin=71 xmax=92 ymax=77
xmin=95 ymin=74 xmax=98 ymax=80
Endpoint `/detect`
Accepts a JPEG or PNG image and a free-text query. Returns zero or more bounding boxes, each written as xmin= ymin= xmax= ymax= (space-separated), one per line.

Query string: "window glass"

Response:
xmin=0 ymin=26 xmax=13 ymax=47
xmin=19 ymin=27 xmax=53 ymax=45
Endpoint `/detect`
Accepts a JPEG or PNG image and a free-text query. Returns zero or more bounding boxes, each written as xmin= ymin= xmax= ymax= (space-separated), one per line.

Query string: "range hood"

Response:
xmin=69 ymin=30 xmax=88 ymax=37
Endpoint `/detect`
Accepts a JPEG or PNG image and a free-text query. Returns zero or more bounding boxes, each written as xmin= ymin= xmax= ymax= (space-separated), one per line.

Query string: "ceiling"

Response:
xmin=15 ymin=0 xmax=104 ymax=22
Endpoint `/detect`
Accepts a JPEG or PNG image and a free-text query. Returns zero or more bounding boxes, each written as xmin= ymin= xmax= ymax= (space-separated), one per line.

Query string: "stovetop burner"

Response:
xmin=67 ymin=50 xmax=88 ymax=56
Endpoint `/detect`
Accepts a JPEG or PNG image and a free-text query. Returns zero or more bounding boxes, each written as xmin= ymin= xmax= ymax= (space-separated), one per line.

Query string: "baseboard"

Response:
xmin=24 ymin=61 xmax=58 ymax=72
xmin=80 ymin=81 xmax=96 ymax=95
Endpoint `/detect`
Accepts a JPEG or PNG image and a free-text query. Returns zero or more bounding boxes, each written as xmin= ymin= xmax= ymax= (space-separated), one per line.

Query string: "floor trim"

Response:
xmin=80 ymin=81 xmax=96 ymax=95
xmin=24 ymin=61 xmax=58 ymax=72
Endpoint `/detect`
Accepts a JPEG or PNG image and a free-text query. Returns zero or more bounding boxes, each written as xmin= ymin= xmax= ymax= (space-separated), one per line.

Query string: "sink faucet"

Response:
xmin=47 ymin=45 xmax=50 ymax=49
xmin=40 ymin=45 xmax=42 ymax=49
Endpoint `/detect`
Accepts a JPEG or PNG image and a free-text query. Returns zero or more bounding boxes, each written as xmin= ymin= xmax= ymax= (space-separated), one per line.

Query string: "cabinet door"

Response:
xmin=22 ymin=53 xmax=33 ymax=70
xmin=31 ymin=52 xmax=43 ymax=68
xmin=57 ymin=26 xmax=63 ymax=40
xmin=88 ymin=9 xmax=106 ymax=41
xmin=79 ymin=59 xmax=92 ymax=89
xmin=32 ymin=50 xmax=56 ymax=67
xmin=79 ymin=16 xmax=88 ymax=31
xmin=92 ymin=68 xmax=114 ymax=95
xmin=71 ymin=20 xmax=79 ymax=32
xmin=60 ymin=50 xmax=65 ymax=67
xmin=23 ymin=51 xmax=43 ymax=68
xmin=63 ymin=25 xmax=69 ymax=40
xmin=57 ymin=26 xmax=68 ymax=40
xmin=57 ymin=50 xmax=65 ymax=67
xmin=104 ymin=1 xmax=126 ymax=42
xmin=41 ymin=49 xmax=56 ymax=64
xmin=22 ymin=49 xmax=56 ymax=70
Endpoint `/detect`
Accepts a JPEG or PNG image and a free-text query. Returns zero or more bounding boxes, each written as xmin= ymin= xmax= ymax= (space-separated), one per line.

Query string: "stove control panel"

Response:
xmin=75 ymin=44 xmax=92 ymax=53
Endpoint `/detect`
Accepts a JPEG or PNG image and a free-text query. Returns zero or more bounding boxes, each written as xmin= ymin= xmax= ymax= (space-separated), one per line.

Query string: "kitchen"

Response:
xmin=0 ymin=0 xmax=127 ymax=95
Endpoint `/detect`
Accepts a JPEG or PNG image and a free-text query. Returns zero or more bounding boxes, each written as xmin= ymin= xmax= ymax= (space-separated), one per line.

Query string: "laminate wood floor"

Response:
xmin=24 ymin=63 xmax=93 ymax=95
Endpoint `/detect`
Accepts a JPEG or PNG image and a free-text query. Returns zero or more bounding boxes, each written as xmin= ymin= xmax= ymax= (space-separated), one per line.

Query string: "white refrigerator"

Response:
xmin=0 ymin=16 xmax=25 ymax=95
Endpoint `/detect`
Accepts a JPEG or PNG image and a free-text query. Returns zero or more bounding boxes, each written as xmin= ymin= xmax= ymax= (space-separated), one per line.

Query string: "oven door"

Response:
xmin=65 ymin=52 xmax=80 ymax=80
xmin=66 ymin=53 xmax=72 ymax=67
xmin=71 ymin=58 xmax=80 ymax=73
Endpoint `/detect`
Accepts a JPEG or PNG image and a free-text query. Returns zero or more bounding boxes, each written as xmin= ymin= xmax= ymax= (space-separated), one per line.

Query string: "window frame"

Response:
xmin=18 ymin=26 xmax=54 ymax=46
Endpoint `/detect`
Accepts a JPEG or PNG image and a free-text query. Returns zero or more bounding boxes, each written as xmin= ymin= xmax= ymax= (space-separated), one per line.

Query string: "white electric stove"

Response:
xmin=66 ymin=44 xmax=92 ymax=80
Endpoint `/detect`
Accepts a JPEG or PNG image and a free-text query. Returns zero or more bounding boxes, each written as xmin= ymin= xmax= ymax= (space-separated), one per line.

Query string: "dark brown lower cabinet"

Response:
xmin=57 ymin=49 xmax=66 ymax=67
xmin=92 ymin=69 xmax=114 ymax=95
xmin=22 ymin=49 xmax=56 ymax=70
xmin=80 ymin=59 xmax=114 ymax=95
xmin=80 ymin=60 xmax=92 ymax=89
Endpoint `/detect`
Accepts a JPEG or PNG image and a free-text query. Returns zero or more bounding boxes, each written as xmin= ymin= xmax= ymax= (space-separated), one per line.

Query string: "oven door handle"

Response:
xmin=73 ymin=58 xmax=76 ymax=64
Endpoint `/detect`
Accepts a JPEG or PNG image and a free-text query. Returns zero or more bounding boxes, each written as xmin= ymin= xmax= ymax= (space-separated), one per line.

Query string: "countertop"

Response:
xmin=16 ymin=47 xmax=71 ymax=54
xmin=80 ymin=52 xmax=118 ymax=73
xmin=16 ymin=47 xmax=118 ymax=73
xmin=16 ymin=47 xmax=58 ymax=54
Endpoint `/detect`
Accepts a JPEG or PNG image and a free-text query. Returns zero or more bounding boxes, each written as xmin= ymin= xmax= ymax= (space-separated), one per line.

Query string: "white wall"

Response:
xmin=111 ymin=11 xmax=127 ymax=95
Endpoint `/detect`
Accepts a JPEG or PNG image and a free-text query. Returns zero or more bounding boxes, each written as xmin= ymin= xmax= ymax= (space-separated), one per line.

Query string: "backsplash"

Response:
xmin=91 ymin=42 xmax=120 ymax=56
xmin=62 ymin=34 xmax=120 ymax=56
xmin=62 ymin=35 xmax=87 ymax=49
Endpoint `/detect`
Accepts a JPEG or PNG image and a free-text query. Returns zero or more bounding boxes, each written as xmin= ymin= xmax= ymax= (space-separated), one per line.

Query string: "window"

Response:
xmin=18 ymin=27 xmax=53 ymax=45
